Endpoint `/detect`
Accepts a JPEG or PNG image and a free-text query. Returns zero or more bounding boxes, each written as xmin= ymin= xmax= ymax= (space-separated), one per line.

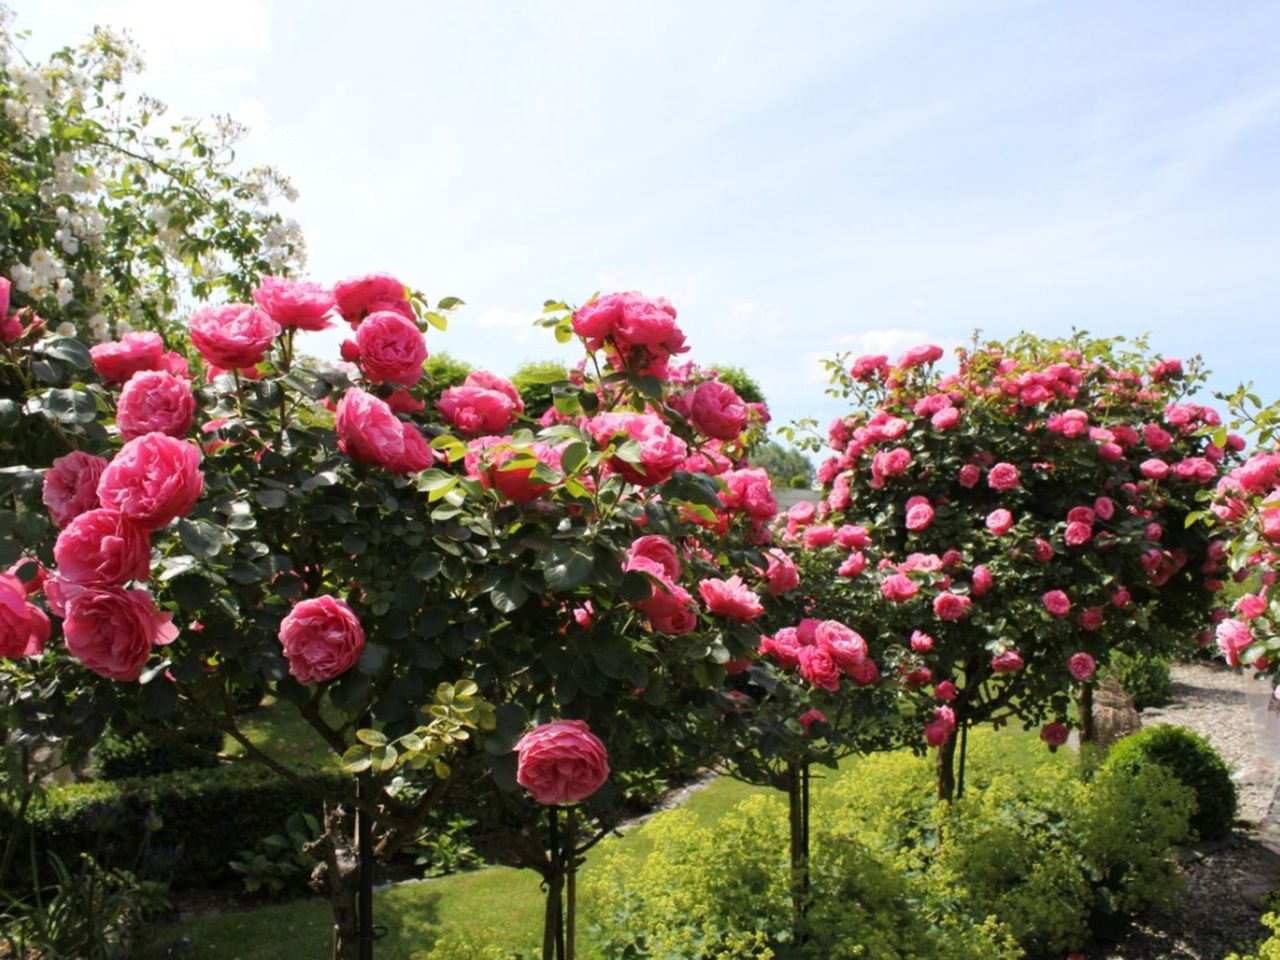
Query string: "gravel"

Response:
xmin=1101 ymin=662 xmax=1280 ymax=960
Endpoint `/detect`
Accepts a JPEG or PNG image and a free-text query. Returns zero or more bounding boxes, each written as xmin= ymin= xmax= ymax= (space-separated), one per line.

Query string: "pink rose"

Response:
xmin=815 ymin=619 xmax=867 ymax=672
xmin=848 ymin=658 xmax=880 ymax=686
xmin=897 ymin=343 xmax=944 ymax=368
xmin=850 ymin=354 xmax=888 ymax=380
xmin=835 ymin=524 xmax=870 ymax=549
xmin=699 ymin=576 xmax=764 ymax=623
xmin=881 ymin=573 xmax=919 ymax=602
xmin=971 ymin=565 xmax=993 ymax=597
xmin=759 ymin=628 xmax=801 ymax=669
xmin=465 ymin=371 xmax=525 ymax=413
xmin=911 ymin=630 xmax=934 ymax=652
xmin=1068 ymin=652 xmax=1096 ymax=681
xmin=252 ymin=276 xmax=336 ymax=331
xmin=798 ymin=644 xmax=842 ymax=691
xmin=798 ymin=709 xmax=827 ymax=732
xmin=465 ymin=437 xmax=560 ymax=501
xmin=335 ymin=388 xmax=406 ymax=469
xmin=764 ymin=549 xmax=799 ymax=595
xmin=1077 ymin=607 xmax=1104 ymax=631
xmin=935 ymin=680 xmax=957 ymax=702
xmin=1237 ymin=594 xmax=1267 ymax=620
xmin=389 ymin=422 xmax=433 ymax=475
xmin=53 ymin=508 xmax=150 ymax=586
xmin=905 ymin=499 xmax=935 ymax=532
xmin=924 ymin=720 xmax=952 ymax=747
xmin=1140 ymin=458 xmax=1169 ymax=481
xmin=689 ymin=380 xmax=749 ymax=441
xmin=515 ymin=719 xmax=610 ymax=806
xmin=333 ymin=273 xmax=412 ymax=327
xmin=932 ymin=407 xmax=960 ymax=430
xmin=626 ymin=536 xmax=682 ymax=581
xmin=1094 ymin=496 xmax=1115 ymax=520
xmin=1216 ymin=617 xmax=1253 ymax=667
xmin=803 ymin=524 xmax=836 ymax=549
xmin=838 ymin=551 xmax=866 ymax=577
xmin=0 ymin=575 xmax=50 ymax=659
xmin=871 ymin=446 xmax=912 ymax=483
xmin=97 ymin=433 xmax=204 ymax=530
xmin=1064 ymin=521 xmax=1092 ymax=547
xmin=1040 ymin=722 xmax=1069 ymax=748
xmin=991 ymin=649 xmax=1024 ymax=674
xmin=278 ymin=595 xmax=366 ymax=684
xmin=986 ymin=509 xmax=1014 ymax=536
xmin=639 ymin=580 xmax=699 ymax=634
xmin=116 ymin=370 xmax=196 ymax=440
xmin=932 ymin=591 xmax=971 ymax=621
xmin=1042 ymin=590 xmax=1071 ymax=618
xmin=987 ymin=462 xmax=1020 ymax=491
xmin=722 ymin=468 xmax=777 ymax=522
xmin=354 ymin=310 xmax=428 ymax=386
xmin=1111 ymin=587 xmax=1131 ymax=608
xmin=588 ymin=413 xmax=687 ymax=487
xmin=43 ymin=450 xmax=109 ymax=528
xmin=63 ymin=587 xmax=177 ymax=681
xmin=958 ymin=464 xmax=981 ymax=488
xmin=90 ymin=332 xmax=165 ymax=384
xmin=1066 ymin=506 xmax=1095 ymax=525
xmin=788 ymin=501 xmax=817 ymax=526
xmin=189 ymin=304 xmax=281 ymax=370
xmin=438 ymin=385 xmax=518 ymax=436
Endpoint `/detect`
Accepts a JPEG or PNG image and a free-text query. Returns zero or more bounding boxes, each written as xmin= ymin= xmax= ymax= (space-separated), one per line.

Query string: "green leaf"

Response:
xmin=425 ymin=312 xmax=448 ymax=331
xmin=437 ymin=296 xmax=465 ymax=311
xmin=614 ymin=439 xmax=644 ymax=465
xmin=39 ymin=336 xmax=92 ymax=370
xmin=341 ymin=746 xmax=372 ymax=774
xmin=178 ymin=518 xmax=226 ymax=559
xmin=255 ymin=489 xmax=288 ymax=509
xmin=542 ymin=542 xmax=594 ymax=592
xmin=559 ymin=441 xmax=589 ymax=475
xmin=490 ymin=573 xmax=529 ymax=613
xmin=42 ymin=388 xmax=98 ymax=424
xmin=356 ymin=729 xmax=387 ymax=747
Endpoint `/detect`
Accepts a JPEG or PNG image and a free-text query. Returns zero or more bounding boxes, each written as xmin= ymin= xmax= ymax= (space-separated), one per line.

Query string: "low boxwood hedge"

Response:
xmin=2 ymin=761 xmax=348 ymax=892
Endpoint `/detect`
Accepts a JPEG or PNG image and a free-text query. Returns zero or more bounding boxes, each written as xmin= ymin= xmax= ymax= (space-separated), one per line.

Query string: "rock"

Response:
xmin=1093 ymin=677 xmax=1142 ymax=749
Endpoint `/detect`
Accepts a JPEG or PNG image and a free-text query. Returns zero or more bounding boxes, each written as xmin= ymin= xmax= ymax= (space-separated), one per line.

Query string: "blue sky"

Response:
xmin=20 ymin=1 xmax=1280 ymax=436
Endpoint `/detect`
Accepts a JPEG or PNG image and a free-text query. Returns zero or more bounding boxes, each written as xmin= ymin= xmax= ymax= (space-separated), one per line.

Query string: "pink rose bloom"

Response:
xmin=796 ymin=619 xmax=820 ymax=646
xmin=850 ymin=354 xmax=888 ymax=380
xmin=803 ymin=524 xmax=836 ymax=549
xmin=252 ymin=276 xmax=335 ymax=331
xmin=1068 ymin=652 xmax=1096 ymax=681
xmin=987 ymin=462 xmax=1020 ymax=491
xmin=278 ymin=595 xmax=366 ymax=684
xmin=1040 ymin=722 xmax=1069 ymax=748
xmin=991 ymin=649 xmax=1024 ymax=674
xmin=1111 ymin=587 xmax=1131 ymax=608
xmin=1066 ymin=506 xmax=1095 ymax=525
xmin=689 ymin=380 xmax=749 ymax=441
xmin=1094 ymin=496 xmax=1115 ymax=520
xmin=438 ymin=384 xmax=518 ymax=436
xmin=871 ymin=446 xmax=913 ymax=482
xmin=699 ymin=576 xmax=764 ymax=623
xmin=336 ymin=388 xmax=407 ymax=470
xmin=935 ymin=679 xmax=957 ymax=702
xmin=43 ymin=450 xmax=109 ymax=528
xmin=1064 ymin=521 xmax=1093 ymax=547
xmin=116 ymin=370 xmax=196 ymax=440
xmin=848 ymin=657 xmax=880 ymax=686
xmin=1260 ymin=508 xmax=1280 ymax=544
xmin=924 ymin=720 xmax=953 ymax=748
xmin=933 ymin=591 xmax=971 ymax=621
xmin=53 ymin=509 xmax=150 ymax=586
xmin=722 ymin=468 xmax=777 ymax=522
xmin=639 ymin=579 xmax=699 ymax=634
xmin=1077 ymin=607 xmax=1104 ymax=631
xmin=354 ymin=311 xmax=428 ymax=386
xmin=958 ymin=464 xmax=981 ymax=488
xmin=1098 ymin=442 xmax=1124 ymax=462
xmin=63 ymin=587 xmax=177 ymax=681
xmin=971 ymin=565 xmax=993 ymax=597
xmin=466 ymin=438 xmax=560 ymax=500
xmin=798 ymin=709 xmax=827 ymax=732
xmin=0 ymin=276 xmax=8 ymax=318
xmin=905 ymin=499 xmax=935 ymax=532
xmin=465 ymin=370 xmax=525 ymax=413
xmin=911 ymin=630 xmax=934 ymax=652
xmin=1033 ymin=537 xmax=1054 ymax=563
xmin=798 ymin=644 xmax=842 ymax=691
xmin=897 ymin=343 xmax=944 ymax=368
xmin=931 ymin=407 xmax=960 ymax=430
xmin=759 ymin=627 xmax=801 ymax=669
xmin=0 ymin=575 xmax=50 ymax=659
xmin=816 ymin=620 xmax=867 ymax=672
xmin=835 ymin=524 xmax=870 ymax=549
xmin=764 ymin=549 xmax=799 ymax=595
xmin=387 ymin=389 xmax=426 ymax=415
xmin=1140 ymin=458 xmax=1169 ymax=481
xmin=90 ymin=332 xmax=165 ymax=384
xmin=626 ymin=536 xmax=682 ymax=581
xmin=788 ymin=501 xmax=817 ymax=526
xmin=1042 ymin=590 xmax=1071 ymax=618
xmin=588 ymin=413 xmax=687 ymax=487
xmin=97 ymin=433 xmax=204 ymax=530
xmin=189 ymin=304 xmax=281 ymax=370
xmin=1216 ymin=617 xmax=1253 ymax=667
xmin=838 ymin=551 xmax=867 ymax=577
xmin=333 ymin=273 xmax=412 ymax=327
xmin=986 ymin=509 xmax=1014 ymax=536
xmin=389 ymin=423 xmax=433 ymax=475
xmin=880 ymin=573 xmax=919 ymax=602
xmin=515 ymin=719 xmax=610 ymax=806
xmin=1238 ymin=594 xmax=1267 ymax=620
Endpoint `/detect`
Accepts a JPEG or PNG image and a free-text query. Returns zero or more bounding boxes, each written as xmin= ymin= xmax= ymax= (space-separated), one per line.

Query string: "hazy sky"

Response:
xmin=17 ymin=1 xmax=1280 ymax=434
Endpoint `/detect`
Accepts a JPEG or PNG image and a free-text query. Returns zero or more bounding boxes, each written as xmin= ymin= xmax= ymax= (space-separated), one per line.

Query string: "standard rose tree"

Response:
xmin=793 ymin=333 xmax=1235 ymax=798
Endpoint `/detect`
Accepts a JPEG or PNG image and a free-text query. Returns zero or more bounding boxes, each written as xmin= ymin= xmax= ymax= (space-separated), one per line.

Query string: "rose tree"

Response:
xmin=793 ymin=334 xmax=1234 ymax=798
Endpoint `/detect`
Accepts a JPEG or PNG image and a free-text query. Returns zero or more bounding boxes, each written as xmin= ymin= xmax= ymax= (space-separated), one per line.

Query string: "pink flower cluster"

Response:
xmin=757 ymin=619 xmax=878 ymax=691
xmin=572 ymin=291 xmax=688 ymax=377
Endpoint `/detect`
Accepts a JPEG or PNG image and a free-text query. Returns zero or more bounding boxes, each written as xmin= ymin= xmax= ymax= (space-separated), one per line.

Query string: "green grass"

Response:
xmin=222 ymin=697 xmax=345 ymax=771
xmin=158 ymin=727 xmax=1050 ymax=959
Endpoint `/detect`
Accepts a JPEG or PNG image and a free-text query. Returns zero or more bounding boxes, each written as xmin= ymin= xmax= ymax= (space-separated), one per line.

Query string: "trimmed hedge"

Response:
xmin=91 ymin=724 xmax=224 ymax=780
xmin=3 ymin=761 xmax=348 ymax=891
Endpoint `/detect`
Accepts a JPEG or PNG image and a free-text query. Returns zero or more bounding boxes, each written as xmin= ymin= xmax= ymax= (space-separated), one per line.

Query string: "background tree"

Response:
xmin=750 ymin=440 xmax=815 ymax=489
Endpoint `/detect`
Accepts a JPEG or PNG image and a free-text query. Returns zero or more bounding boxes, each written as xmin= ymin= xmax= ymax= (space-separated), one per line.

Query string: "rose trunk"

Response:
xmin=787 ymin=760 xmax=811 ymax=944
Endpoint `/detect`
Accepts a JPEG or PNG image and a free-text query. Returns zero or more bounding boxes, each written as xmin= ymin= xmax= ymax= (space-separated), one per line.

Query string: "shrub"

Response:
xmin=509 ymin=359 xmax=570 ymax=419
xmin=1102 ymin=724 xmax=1237 ymax=840
xmin=2 ymin=763 xmax=346 ymax=892
xmin=1102 ymin=650 xmax=1173 ymax=710
xmin=91 ymin=723 xmax=223 ymax=780
xmin=1228 ymin=913 xmax=1280 ymax=960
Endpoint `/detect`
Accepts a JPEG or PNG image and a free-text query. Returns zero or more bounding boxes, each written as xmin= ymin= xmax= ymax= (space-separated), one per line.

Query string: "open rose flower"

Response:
xmin=335 ymin=388 xmax=407 ymax=471
xmin=880 ymin=573 xmax=919 ymax=602
xmin=438 ymin=384 xmax=518 ymax=436
xmin=798 ymin=645 xmax=841 ymax=691
xmin=465 ymin=437 xmax=561 ymax=502
xmin=54 ymin=509 xmax=150 ymax=586
xmin=722 ymin=468 xmax=777 ymax=522
xmin=116 ymin=370 xmax=196 ymax=440
xmin=763 ymin=549 xmax=799 ymax=594
xmin=815 ymin=619 xmax=867 ymax=672
xmin=253 ymin=275 xmax=336 ymax=331
xmin=699 ymin=576 xmax=764 ymax=622
xmin=62 ymin=587 xmax=178 ymax=681
xmin=278 ymin=595 xmax=366 ymax=684
xmin=991 ymin=649 xmax=1024 ymax=674
xmin=515 ymin=719 xmax=610 ymax=806
xmin=987 ymin=462 xmax=1021 ymax=491
xmin=43 ymin=450 xmax=109 ymax=528
xmin=1040 ymin=722 xmax=1070 ymax=748
xmin=90 ymin=332 xmax=165 ymax=384
xmin=1042 ymin=590 xmax=1071 ymax=618
xmin=189 ymin=304 xmax=281 ymax=370
xmin=1068 ymin=652 xmax=1096 ymax=681
xmin=689 ymin=380 xmax=749 ymax=441
xmin=986 ymin=509 xmax=1014 ymax=536
xmin=333 ymin=273 xmax=412 ymax=327
xmin=625 ymin=536 xmax=682 ymax=581
xmin=97 ymin=433 xmax=204 ymax=530
xmin=588 ymin=412 xmax=687 ymax=487
xmin=0 ymin=574 xmax=50 ymax=659
xmin=353 ymin=310 xmax=428 ymax=386
xmin=932 ymin=591 xmax=971 ymax=621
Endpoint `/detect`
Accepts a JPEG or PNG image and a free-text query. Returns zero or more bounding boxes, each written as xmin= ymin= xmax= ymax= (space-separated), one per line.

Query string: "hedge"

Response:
xmin=3 ymin=761 xmax=348 ymax=892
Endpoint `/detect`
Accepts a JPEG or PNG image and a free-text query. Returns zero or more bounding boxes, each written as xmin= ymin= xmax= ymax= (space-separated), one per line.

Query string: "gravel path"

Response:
xmin=1102 ymin=662 xmax=1280 ymax=960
